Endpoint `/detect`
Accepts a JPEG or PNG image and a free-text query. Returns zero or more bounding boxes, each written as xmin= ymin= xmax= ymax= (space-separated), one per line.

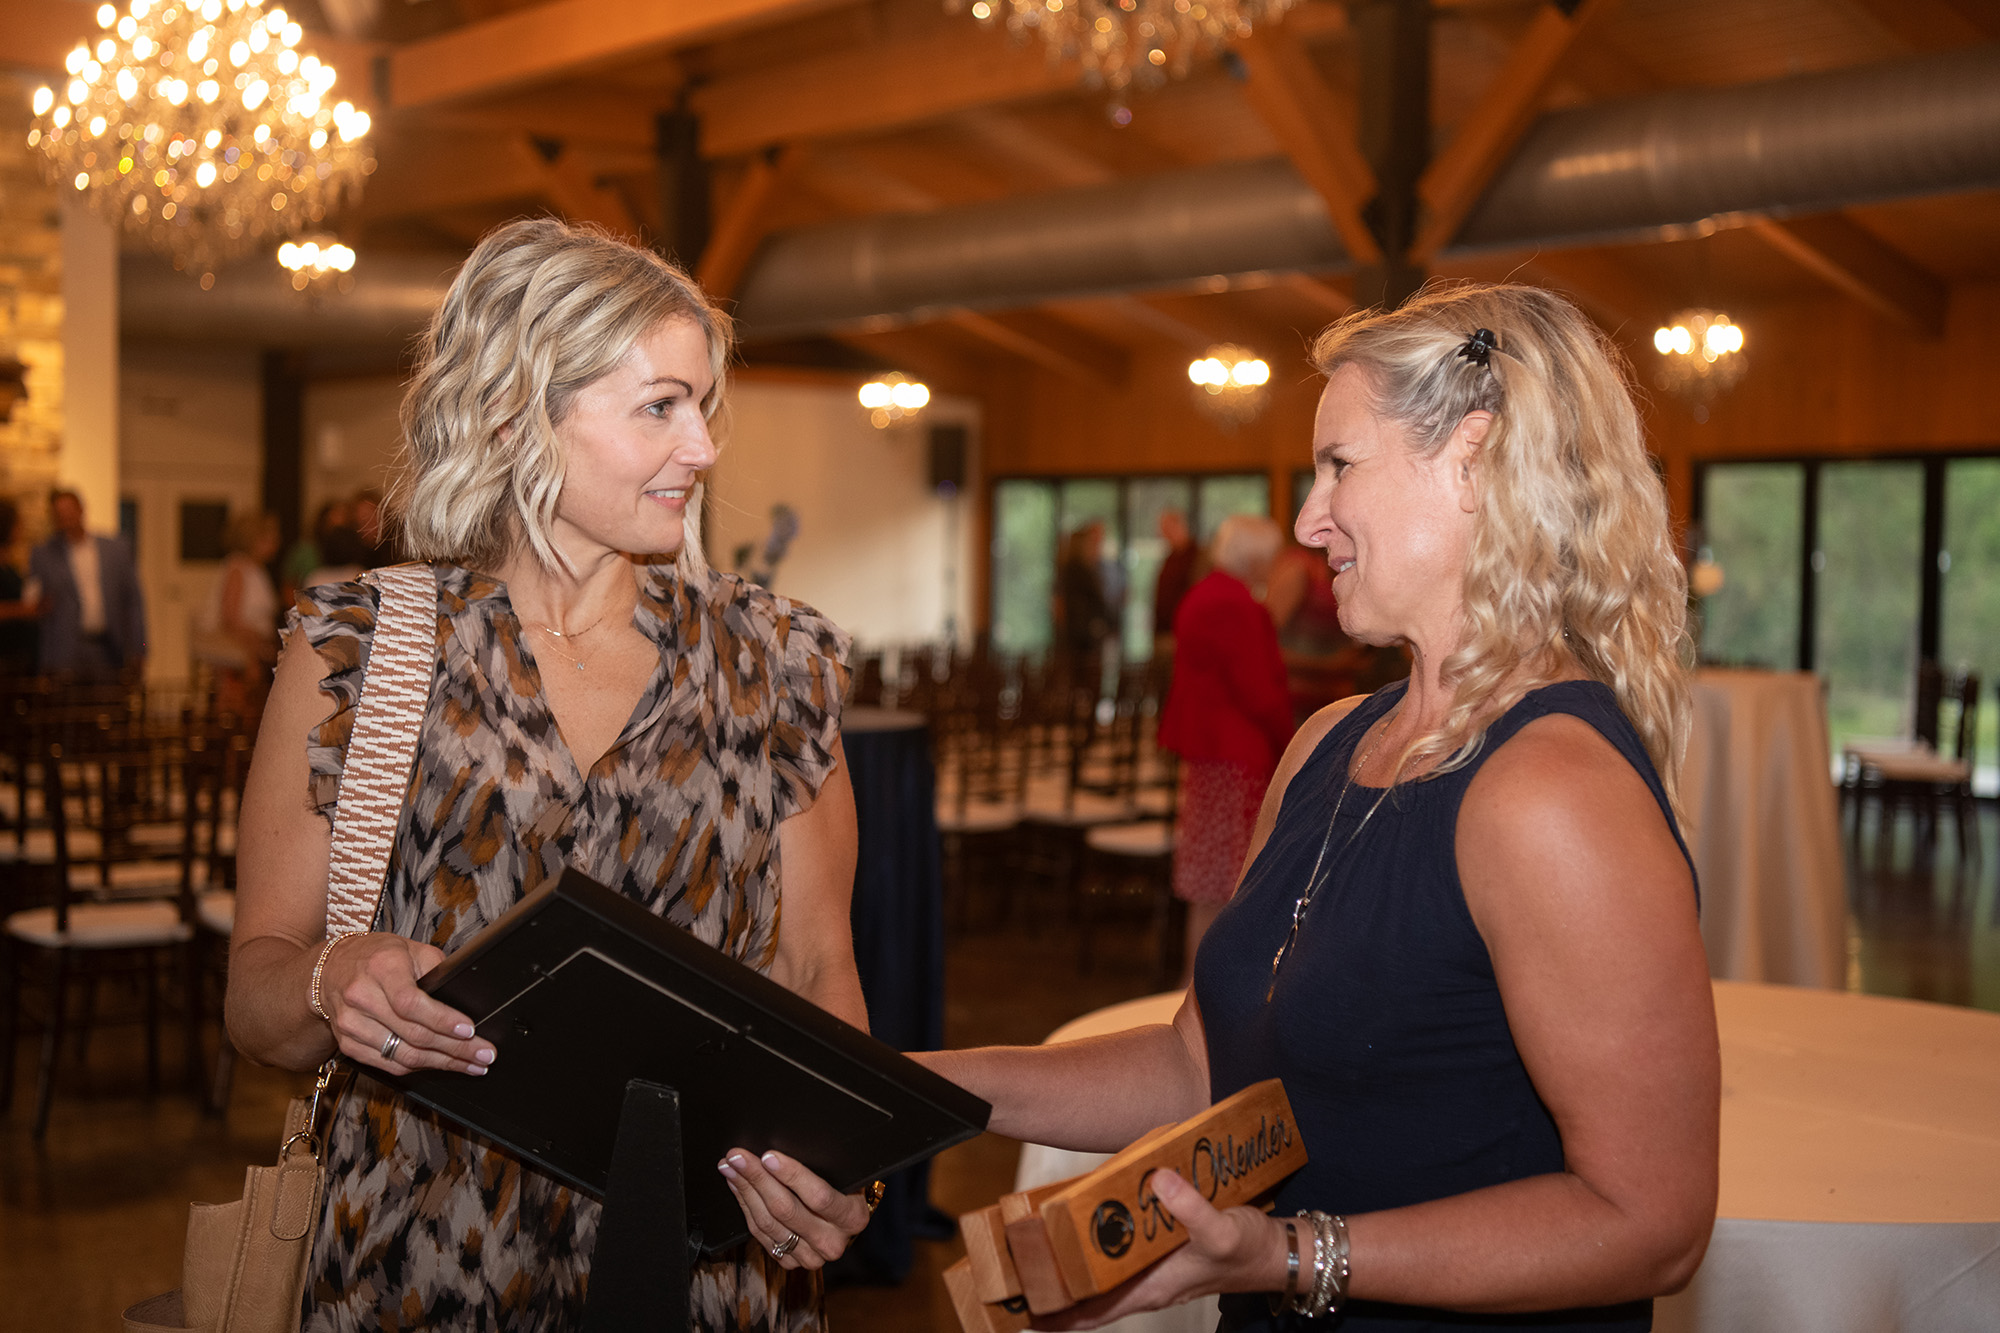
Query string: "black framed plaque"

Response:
xmin=385 ymin=868 xmax=989 ymax=1258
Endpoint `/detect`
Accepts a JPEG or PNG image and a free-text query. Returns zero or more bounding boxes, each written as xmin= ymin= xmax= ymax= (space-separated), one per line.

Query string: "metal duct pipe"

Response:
xmin=117 ymin=45 xmax=2000 ymax=345
xmin=735 ymin=44 xmax=2000 ymax=337
xmin=1455 ymin=44 xmax=2000 ymax=251
xmin=733 ymin=156 xmax=1348 ymax=338
xmin=120 ymin=250 xmax=462 ymax=347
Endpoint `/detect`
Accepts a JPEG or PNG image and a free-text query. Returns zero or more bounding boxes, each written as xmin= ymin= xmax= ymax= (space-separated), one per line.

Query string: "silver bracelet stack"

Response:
xmin=1271 ymin=1210 xmax=1349 ymax=1318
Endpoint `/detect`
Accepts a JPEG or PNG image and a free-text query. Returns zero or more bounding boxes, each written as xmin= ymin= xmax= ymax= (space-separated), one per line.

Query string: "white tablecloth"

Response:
xmin=1680 ymin=669 xmax=1849 ymax=988
xmin=1015 ymin=993 xmax=1211 ymax=1333
xmin=1017 ymin=984 xmax=2000 ymax=1333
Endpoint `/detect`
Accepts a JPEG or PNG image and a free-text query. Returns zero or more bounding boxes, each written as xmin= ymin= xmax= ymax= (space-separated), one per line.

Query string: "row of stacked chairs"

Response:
xmin=851 ymin=642 xmax=1185 ymax=984
xmin=0 ymin=675 xmax=251 ymax=1138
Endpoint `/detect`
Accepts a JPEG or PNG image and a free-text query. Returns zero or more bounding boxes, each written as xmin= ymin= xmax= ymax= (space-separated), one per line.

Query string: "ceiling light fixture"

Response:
xmin=948 ymin=0 xmax=1298 ymax=95
xmin=277 ymin=234 xmax=354 ymax=291
xmin=27 ymin=0 xmax=375 ymax=284
xmin=1188 ymin=344 xmax=1269 ymax=425
xmin=858 ymin=373 xmax=931 ymax=429
xmin=1652 ymin=309 xmax=1746 ymax=413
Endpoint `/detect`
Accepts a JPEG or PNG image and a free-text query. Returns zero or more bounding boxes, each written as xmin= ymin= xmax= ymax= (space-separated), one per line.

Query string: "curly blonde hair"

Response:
xmin=1311 ymin=282 xmax=1692 ymax=817
xmin=389 ymin=217 xmax=732 ymax=575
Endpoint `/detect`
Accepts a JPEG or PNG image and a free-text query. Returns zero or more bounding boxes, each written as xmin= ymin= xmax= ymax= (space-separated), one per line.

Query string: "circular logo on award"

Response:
xmin=1092 ymin=1201 xmax=1135 ymax=1258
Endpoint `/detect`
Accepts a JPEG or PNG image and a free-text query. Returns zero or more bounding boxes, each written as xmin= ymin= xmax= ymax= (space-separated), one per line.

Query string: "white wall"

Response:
xmin=303 ymin=373 xmax=405 ymax=517
xmin=119 ymin=343 xmax=262 ymax=681
xmin=707 ymin=378 xmax=978 ymax=648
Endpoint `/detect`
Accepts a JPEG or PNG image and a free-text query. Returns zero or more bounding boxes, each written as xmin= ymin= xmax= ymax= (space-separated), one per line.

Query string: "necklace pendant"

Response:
xmin=576 ymin=661 xmax=586 ymax=672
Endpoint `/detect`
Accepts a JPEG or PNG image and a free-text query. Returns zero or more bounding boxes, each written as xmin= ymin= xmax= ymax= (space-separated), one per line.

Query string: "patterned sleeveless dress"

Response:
xmin=291 ymin=562 xmax=850 ymax=1332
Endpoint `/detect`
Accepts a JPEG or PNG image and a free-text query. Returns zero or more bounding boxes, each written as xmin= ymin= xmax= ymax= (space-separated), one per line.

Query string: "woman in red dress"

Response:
xmin=1158 ymin=514 xmax=1296 ymax=977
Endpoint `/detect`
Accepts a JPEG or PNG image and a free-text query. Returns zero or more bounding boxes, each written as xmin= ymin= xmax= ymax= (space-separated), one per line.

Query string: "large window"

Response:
xmin=1816 ymin=462 xmax=1923 ymax=750
xmin=1695 ymin=454 xmax=2000 ymax=793
xmin=1943 ymin=459 xmax=2000 ymax=793
xmin=991 ymin=472 xmax=1271 ymax=659
xmin=1697 ymin=463 xmax=1803 ymax=671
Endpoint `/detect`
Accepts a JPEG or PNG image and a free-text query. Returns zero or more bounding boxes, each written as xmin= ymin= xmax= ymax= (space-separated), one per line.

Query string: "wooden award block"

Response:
xmin=1037 ymin=1079 xmax=1304 ymax=1300
xmin=1001 ymin=1183 xmax=1078 ymax=1314
xmin=959 ymin=1173 xmax=1085 ymax=1303
xmin=943 ymin=1258 xmax=1031 ymax=1333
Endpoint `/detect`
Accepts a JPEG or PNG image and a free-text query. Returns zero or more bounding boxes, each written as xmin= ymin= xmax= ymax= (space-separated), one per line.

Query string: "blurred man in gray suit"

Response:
xmin=28 ymin=488 xmax=146 ymax=679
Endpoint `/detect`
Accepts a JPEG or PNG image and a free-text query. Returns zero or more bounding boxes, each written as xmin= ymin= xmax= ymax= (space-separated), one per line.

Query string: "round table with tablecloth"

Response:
xmin=1015 ymin=983 xmax=2000 ymax=1333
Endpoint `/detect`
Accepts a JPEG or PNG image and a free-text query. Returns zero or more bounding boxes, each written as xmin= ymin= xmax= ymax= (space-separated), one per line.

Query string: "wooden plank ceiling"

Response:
xmin=5 ymin=0 xmax=1998 ymax=371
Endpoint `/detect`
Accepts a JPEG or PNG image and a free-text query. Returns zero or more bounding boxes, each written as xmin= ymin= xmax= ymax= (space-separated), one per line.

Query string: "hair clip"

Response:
xmin=1458 ymin=328 xmax=1498 ymax=367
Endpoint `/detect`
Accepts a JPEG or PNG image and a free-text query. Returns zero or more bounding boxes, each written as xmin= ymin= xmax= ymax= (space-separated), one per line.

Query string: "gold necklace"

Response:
xmin=529 ymin=614 xmax=606 ymax=673
xmin=1266 ymin=702 xmax=1402 ymax=1002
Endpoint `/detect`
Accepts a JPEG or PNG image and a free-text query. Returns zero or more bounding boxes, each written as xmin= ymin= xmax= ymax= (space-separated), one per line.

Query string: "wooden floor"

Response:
xmin=4 ymin=803 xmax=1996 ymax=1329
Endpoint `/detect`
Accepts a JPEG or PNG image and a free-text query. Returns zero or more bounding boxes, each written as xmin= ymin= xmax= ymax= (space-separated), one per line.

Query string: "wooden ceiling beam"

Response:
xmin=693 ymin=24 xmax=1078 ymax=158
xmin=357 ymin=131 xmax=551 ymax=220
xmin=947 ymin=110 xmax=1117 ymax=189
xmin=1511 ymin=249 xmax=1662 ymax=333
xmin=1750 ymin=214 xmax=1948 ymax=336
xmin=1233 ymin=27 xmax=1382 ymax=266
xmin=540 ymin=143 xmax=644 ymax=239
xmin=387 ymin=0 xmax=844 ymax=110
xmin=945 ymin=309 xmax=1131 ymax=386
xmin=1277 ymin=273 xmax=1356 ymax=322
xmin=418 ymin=94 xmax=664 ymax=151
xmin=1085 ymin=296 xmax=1218 ymax=354
xmin=699 ymin=145 xmax=806 ymax=300
xmin=1413 ymin=0 xmax=1618 ymax=262
xmin=1838 ymin=0 xmax=1999 ymax=48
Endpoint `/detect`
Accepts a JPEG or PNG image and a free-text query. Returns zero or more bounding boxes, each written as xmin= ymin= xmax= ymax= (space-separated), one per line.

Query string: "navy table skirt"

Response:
xmin=829 ymin=707 xmax=949 ymax=1286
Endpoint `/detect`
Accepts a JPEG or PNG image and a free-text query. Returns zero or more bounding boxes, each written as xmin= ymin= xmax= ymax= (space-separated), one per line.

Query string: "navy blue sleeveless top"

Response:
xmin=1194 ymin=679 xmax=1696 ymax=1332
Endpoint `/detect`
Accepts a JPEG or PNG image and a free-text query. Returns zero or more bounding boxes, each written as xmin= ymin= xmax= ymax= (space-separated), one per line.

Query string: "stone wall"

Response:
xmin=0 ymin=73 xmax=65 ymax=526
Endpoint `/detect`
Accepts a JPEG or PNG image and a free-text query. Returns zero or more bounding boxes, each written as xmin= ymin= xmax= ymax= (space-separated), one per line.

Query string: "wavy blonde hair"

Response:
xmin=389 ymin=217 xmax=732 ymax=575
xmin=1311 ymin=282 xmax=1692 ymax=817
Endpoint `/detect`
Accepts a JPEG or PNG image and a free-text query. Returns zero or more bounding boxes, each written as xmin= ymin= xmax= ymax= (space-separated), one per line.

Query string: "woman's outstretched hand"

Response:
xmin=1035 ymin=1170 xmax=1287 ymax=1330
xmin=319 ymin=933 xmax=495 ymax=1076
xmin=718 ymin=1148 xmax=872 ymax=1271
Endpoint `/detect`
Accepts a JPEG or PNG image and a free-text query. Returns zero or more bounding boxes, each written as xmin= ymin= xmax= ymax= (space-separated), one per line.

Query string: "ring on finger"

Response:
xmin=379 ymin=1031 xmax=403 ymax=1062
xmin=770 ymin=1231 xmax=800 ymax=1260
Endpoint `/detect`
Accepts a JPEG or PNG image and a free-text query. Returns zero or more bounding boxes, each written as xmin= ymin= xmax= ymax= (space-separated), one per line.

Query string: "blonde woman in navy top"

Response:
xmin=925 ymin=283 xmax=1718 ymax=1331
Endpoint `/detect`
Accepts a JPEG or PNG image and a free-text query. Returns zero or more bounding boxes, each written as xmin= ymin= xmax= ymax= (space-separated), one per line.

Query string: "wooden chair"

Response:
xmin=1846 ymin=668 xmax=1981 ymax=865
xmin=1 ymin=727 xmax=208 ymax=1137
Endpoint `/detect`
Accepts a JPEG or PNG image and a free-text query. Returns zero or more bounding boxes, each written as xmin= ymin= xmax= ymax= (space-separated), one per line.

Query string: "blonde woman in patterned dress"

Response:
xmin=226 ymin=218 xmax=875 ymax=1331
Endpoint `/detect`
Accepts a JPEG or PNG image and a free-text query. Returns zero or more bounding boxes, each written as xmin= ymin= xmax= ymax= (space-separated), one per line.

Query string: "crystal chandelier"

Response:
xmin=1188 ymin=345 xmax=1269 ymax=425
xmin=1652 ymin=309 xmax=1746 ymax=406
xmin=28 ymin=0 xmax=375 ymax=283
xmin=948 ymin=0 xmax=1299 ymax=94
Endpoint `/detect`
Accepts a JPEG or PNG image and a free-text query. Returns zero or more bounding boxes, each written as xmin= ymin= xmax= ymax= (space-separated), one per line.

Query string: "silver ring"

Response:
xmin=379 ymin=1032 xmax=403 ymax=1062
xmin=770 ymin=1232 xmax=800 ymax=1259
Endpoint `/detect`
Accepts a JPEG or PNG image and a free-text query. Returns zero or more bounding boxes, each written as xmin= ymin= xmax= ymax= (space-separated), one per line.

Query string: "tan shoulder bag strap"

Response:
xmin=324 ymin=564 xmax=439 ymax=937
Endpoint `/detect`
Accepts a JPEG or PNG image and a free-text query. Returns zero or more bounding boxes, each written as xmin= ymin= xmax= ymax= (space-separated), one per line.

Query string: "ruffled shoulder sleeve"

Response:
xmin=709 ymin=575 xmax=851 ymax=823
xmin=283 ymin=578 xmax=379 ymax=823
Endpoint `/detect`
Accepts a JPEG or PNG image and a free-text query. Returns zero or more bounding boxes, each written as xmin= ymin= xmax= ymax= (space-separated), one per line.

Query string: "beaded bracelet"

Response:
xmin=1302 ymin=1211 xmax=1350 ymax=1317
xmin=308 ymin=932 xmax=360 ymax=1021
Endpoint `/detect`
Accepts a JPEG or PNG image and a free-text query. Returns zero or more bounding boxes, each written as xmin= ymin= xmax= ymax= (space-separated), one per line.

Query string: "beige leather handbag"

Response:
xmin=122 ymin=566 xmax=437 ymax=1333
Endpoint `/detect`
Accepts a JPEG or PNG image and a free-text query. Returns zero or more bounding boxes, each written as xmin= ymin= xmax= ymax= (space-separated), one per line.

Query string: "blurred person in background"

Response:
xmin=1057 ymin=519 xmax=1117 ymax=686
xmin=1267 ymin=539 xmax=1373 ymax=724
xmin=1151 ymin=508 xmax=1199 ymax=656
xmin=352 ymin=485 xmax=396 ymax=568
xmin=0 ymin=498 xmax=40 ymax=675
xmin=281 ymin=498 xmax=351 ymax=606
xmin=194 ymin=509 xmax=283 ymax=720
xmin=29 ymin=487 xmax=146 ymax=681
xmin=1157 ymin=513 xmax=1294 ymax=978
xmin=299 ymin=523 xmax=372 ymax=594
